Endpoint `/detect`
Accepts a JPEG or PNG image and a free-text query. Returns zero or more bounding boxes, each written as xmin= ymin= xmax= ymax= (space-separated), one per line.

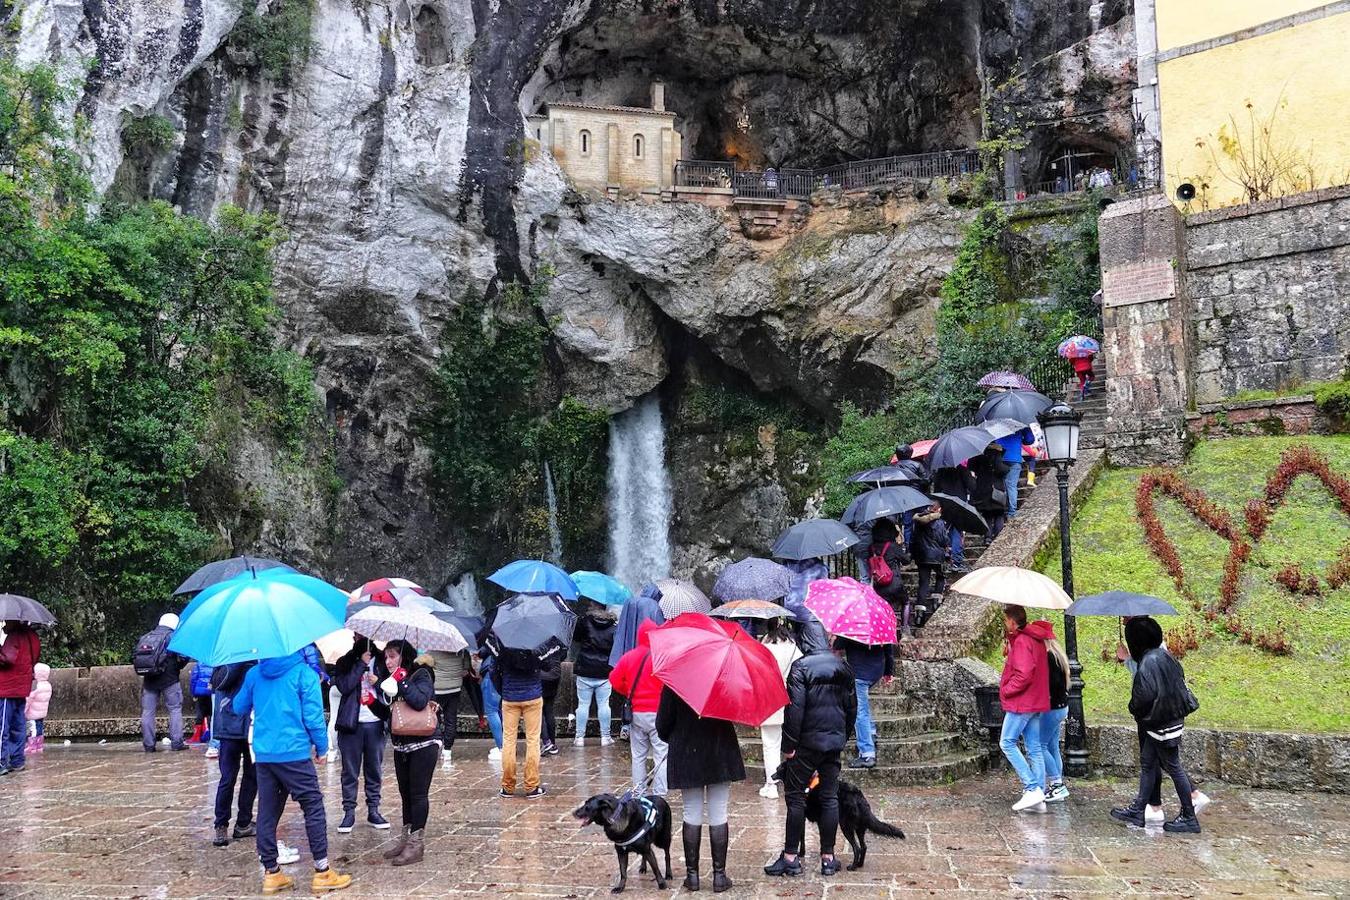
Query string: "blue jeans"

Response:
xmin=0 ymin=697 xmax=26 ymax=769
xmin=1039 ymin=706 xmax=1068 ymax=784
xmin=1005 ymin=461 xmax=1023 ymax=516
xmin=950 ymin=528 xmax=966 ymax=567
xmin=574 ymin=676 xmax=612 ymax=739
xmin=999 ymin=710 xmax=1046 ymax=791
xmin=480 ymin=672 xmax=504 ymax=748
xmin=854 ymin=679 xmax=876 ymax=758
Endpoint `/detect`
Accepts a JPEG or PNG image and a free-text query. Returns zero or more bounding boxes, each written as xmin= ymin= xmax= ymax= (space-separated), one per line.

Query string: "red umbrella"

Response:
xmin=647 ymin=613 xmax=789 ymax=727
xmin=908 ymin=438 xmax=938 ymax=459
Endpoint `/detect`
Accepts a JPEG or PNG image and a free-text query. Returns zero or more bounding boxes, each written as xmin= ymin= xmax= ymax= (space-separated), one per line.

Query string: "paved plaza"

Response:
xmin=0 ymin=740 xmax=1346 ymax=898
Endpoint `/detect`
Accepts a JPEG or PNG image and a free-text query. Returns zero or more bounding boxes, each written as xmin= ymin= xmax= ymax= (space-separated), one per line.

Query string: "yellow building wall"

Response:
xmin=1156 ymin=0 xmax=1329 ymax=49
xmin=542 ymin=109 xmax=674 ymax=192
xmin=1158 ymin=11 xmax=1350 ymax=208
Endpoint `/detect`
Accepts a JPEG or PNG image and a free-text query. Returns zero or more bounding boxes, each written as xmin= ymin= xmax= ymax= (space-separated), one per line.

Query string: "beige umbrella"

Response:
xmin=315 ymin=628 xmax=357 ymax=665
xmin=949 ymin=566 xmax=1072 ymax=610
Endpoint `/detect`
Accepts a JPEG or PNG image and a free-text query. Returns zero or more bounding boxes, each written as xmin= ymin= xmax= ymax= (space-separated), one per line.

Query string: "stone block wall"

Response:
xmin=1186 ymin=395 xmax=1331 ymax=439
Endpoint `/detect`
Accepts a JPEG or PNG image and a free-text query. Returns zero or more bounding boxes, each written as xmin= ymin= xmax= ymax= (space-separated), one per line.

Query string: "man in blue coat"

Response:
xmin=995 ymin=427 xmax=1035 ymax=517
xmin=233 ymin=651 xmax=352 ymax=894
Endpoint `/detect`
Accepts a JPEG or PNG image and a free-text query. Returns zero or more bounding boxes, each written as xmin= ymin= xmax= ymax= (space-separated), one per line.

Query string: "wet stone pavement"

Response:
xmin=1 ymin=741 xmax=1347 ymax=898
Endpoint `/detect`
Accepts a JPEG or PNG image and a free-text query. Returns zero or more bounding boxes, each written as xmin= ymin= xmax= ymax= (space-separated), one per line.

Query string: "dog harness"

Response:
xmin=614 ymin=796 xmax=661 ymax=848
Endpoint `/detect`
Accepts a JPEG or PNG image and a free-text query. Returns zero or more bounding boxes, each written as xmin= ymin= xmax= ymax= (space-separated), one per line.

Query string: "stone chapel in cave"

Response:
xmin=527 ymin=83 xmax=684 ymax=196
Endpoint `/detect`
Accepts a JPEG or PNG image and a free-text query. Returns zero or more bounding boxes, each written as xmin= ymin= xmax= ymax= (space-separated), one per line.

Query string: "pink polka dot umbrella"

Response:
xmin=803 ymin=577 xmax=898 ymax=646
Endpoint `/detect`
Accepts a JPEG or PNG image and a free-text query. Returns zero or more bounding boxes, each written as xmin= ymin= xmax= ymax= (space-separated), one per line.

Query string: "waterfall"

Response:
xmin=607 ymin=393 xmax=673 ymax=590
xmin=543 ymin=461 xmax=565 ymax=567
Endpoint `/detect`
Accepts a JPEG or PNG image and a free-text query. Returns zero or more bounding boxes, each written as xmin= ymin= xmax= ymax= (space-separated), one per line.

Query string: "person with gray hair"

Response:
xmin=134 ymin=613 xmax=188 ymax=752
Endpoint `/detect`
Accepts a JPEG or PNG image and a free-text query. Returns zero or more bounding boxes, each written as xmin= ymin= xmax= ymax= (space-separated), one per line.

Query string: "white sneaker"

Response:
xmin=758 ymin=783 xmax=778 ymax=799
xmin=1012 ymin=787 xmax=1046 ymax=812
xmin=573 ymin=737 xmax=586 ymax=748
xmin=325 ymin=749 xmax=338 ymax=764
xmin=600 ymin=736 xmax=614 ymax=747
xmin=1045 ymin=783 xmax=1070 ymax=802
xmin=277 ymin=842 xmax=300 ymax=865
xmin=205 ymin=747 xmax=219 ymax=759
xmin=488 ymin=746 xmax=502 ymax=762
xmin=1145 ymin=804 xmax=1165 ymax=824
xmin=1191 ymin=791 xmax=1211 ymax=815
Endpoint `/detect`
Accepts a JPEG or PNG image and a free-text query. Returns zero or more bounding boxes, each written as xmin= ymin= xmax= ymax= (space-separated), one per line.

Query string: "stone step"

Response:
xmin=737 ymin=711 xmax=935 ymax=743
xmin=746 ymin=748 xmax=993 ymax=787
xmin=740 ymin=731 xmax=965 ymax=766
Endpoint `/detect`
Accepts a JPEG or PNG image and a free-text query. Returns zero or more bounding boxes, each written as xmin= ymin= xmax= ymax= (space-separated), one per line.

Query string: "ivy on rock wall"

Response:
xmin=0 ymin=62 xmax=322 ymax=664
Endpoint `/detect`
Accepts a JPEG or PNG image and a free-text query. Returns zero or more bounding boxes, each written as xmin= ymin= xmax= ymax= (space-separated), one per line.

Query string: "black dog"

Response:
xmin=793 ymin=776 xmax=906 ymax=870
xmin=573 ymin=793 xmax=673 ymax=893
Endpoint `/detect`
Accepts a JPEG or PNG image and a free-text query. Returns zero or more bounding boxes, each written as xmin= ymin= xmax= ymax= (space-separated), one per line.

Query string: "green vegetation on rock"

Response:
xmin=986 ymin=437 xmax=1350 ymax=733
xmin=229 ymin=0 xmax=315 ymax=83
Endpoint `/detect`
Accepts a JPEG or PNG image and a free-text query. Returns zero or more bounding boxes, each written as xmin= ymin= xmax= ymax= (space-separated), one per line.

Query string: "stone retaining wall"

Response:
xmin=1185 ymin=395 xmax=1331 ymax=439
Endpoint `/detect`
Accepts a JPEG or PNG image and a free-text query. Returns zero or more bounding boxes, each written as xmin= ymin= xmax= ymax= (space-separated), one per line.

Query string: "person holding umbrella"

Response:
xmin=0 ymin=616 xmax=41 ymax=775
xmin=970 ymin=444 xmax=1012 ymax=539
xmin=993 ymin=426 xmax=1035 ymax=518
xmin=332 ymin=644 xmax=390 ymax=835
xmin=372 ymin=641 xmax=440 ymax=865
xmin=998 ymin=604 xmax=1053 ymax=813
xmin=609 ymin=619 xmax=669 ymax=795
xmin=765 ymin=616 xmax=857 ymax=878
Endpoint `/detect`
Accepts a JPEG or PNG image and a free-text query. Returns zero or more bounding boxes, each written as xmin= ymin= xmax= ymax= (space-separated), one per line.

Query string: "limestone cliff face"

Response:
xmin=5 ymin=0 xmax=1134 ymax=585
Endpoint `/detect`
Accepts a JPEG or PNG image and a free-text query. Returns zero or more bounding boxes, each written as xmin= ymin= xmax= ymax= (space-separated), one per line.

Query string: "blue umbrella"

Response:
xmin=487 ymin=559 xmax=579 ymax=600
xmin=170 ymin=569 xmax=348 ymax=666
xmin=570 ymin=570 xmax=632 ymax=607
xmin=1065 ymin=592 xmax=1177 ymax=617
xmin=713 ymin=557 xmax=794 ymax=602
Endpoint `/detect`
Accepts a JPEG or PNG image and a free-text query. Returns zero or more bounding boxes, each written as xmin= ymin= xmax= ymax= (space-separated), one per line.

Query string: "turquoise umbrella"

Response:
xmin=487 ymin=559 xmax=579 ymax=600
xmin=570 ymin=570 xmax=632 ymax=607
xmin=170 ymin=569 xmax=348 ymax=665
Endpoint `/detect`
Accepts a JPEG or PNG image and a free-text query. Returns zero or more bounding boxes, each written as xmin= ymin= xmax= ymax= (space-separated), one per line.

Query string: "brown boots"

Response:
xmin=391 ymin=830 xmax=424 ymax=867
xmin=381 ymin=826 xmax=410 ymax=860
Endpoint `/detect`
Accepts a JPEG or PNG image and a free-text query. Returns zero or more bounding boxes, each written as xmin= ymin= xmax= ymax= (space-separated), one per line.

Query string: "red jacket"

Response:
xmin=0 ymin=625 xmax=41 ymax=699
xmin=1071 ymin=355 xmax=1095 ymax=374
xmin=609 ymin=620 xmax=662 ymax=714
xmin=999 ymin=620 xmax=1053 ymax=713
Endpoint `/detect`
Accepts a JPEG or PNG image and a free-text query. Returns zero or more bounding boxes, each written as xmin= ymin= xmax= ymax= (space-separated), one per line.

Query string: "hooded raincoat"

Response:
xmin=607 ymin=585 xmax=665 ymax=668
xmin=232 ymin=652 xmax=328 ymax=763
xmin=999 ymin=620 xmax=1054 ymax=713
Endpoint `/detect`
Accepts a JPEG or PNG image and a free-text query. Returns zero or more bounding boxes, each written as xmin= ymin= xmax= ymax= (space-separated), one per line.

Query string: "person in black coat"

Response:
xmin=910 ymin=503 xmax=950 ymax=619
xmin=538 ymin=650 xmax=562 ymax=755
xmin=1111 ymin=617 xmax=1202 ymax=833
xmin=867 ymin=519 xmax=911 ymax=609
xmin=657 ymin=685 xmax=745 ymax=892
xmin=766 ymin=619 xmax=858 ymax=878
xmin=931 ymin=465 xmax=976 ymax=571
xmin=571 ymin=602 xmax=617 ymax=745
xmin=210 ymin=661 xmax=257 ymax=847
xmin=374 ymin=640 xmax=439 ymax=866
xmin=969 ymin=445 xmax=1011 ymax=539
xmin=332 ymin=643 xmax=388 ymax=834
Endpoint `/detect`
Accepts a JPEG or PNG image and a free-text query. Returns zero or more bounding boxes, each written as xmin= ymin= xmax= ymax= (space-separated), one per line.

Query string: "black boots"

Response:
xmin=682 ymin=823 xmax=701 ymax=891
xmin=710 ymin=823 xmax=732 ymax=893
xmin=1110 ymin=801 xmax=1146 ymax=827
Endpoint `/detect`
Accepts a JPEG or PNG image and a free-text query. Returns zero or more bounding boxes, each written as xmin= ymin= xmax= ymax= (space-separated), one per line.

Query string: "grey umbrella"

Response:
xmin=174 ymin=556 xmax=294 ymax=596
xmin=976 ymin=389 xmax=1054 ymax=426
xmin=489 ymin=593 xmax=578 ymax=654
xmin=712 ymin=557 xmax=794 ymax=602
xmin=926 ymin=426 xmax=998 ymax=470
xmin=771 ymin=519 xmax=860 ymax=560
xmin=978 ymin=417 xmax=1030 ymax=441
xmin=0 ymin=594 xmax=55 ymax=626
xmin=841 ymin=486 xmax=932 ymax=526
xmin=930 ymin=492 xmax=989 ymax=536
xmin=846 ymin=466 xmax=926 ymax=486
xmin=1065 ymin=592 xmax=1178 ymax=617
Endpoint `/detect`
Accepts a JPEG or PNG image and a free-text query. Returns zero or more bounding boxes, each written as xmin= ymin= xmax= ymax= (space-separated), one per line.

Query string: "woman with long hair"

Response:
xmin=374 ymin=640 xmax=439 ymax=866
xmin=757 ymin=617 xmax=802 ymax=798
xmin=998 ymin=604 xmax=1053 ymax=812
xmin=1039 ymin=637 xmax=1071 ymax=802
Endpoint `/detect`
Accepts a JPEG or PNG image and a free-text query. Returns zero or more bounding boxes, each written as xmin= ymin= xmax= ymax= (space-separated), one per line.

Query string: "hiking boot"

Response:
xmin=310 ymin=867 xmax=352 ymax=892
xmin=391 ymin=830 xmax=424 ymax=867
xmin=1163 ymin=814 xmax=1201 ymax=834
xmin=232 ymin=821 xmax=256 ymax=839
xmin=261 ymin=870 xmax=295 ymax=894
xmin=682 ymin=823 xmax=702 ymax=891
xmin=367 ymin=809 xmax=390 ymax=830
xmin=337 ymin=810 xmax=355 ymax=834
xmin=847 ymin=756 xmax=876 ymax=769
xmin=382 ymin=826 xmax=411 ymax=860
xmin=764 ymin=853 xmax=802 ymax=877
xmin=821 ymin=856 xmax=842 ymax=877
xmin=710 ymin=824 xmax=732 ymax=893
xmin=213 ymin=826 xmax=230 ymax=847
xmin=1110 ymin=802 xmax=1146 ymax=827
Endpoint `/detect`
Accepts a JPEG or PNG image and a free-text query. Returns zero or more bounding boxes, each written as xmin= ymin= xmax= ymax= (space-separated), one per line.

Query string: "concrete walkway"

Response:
xmin=1 ymin=740 xmax=1346 ymax=897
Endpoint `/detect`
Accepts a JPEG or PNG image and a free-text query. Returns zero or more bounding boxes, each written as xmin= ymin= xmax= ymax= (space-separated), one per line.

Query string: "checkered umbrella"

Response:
xmin=655 ymin=578 xmax=713 ymax=618
xmin=712 ymin=557 xmax=794 ymax=602
xmin=346 ymin=602 xmax=469 ymax=652
xmin=977 ymin=371 xmax=1035 ymax=390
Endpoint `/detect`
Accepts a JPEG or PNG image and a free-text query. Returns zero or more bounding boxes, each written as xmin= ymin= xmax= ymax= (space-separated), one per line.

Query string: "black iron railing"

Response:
xmin=1002 ymin=142 xmax=1162 ymax=203
xmin=674 ymin=148 xmax=981 ymax=201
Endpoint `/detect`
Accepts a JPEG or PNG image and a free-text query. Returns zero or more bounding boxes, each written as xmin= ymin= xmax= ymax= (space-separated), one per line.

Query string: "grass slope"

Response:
xmin=985 ymin=437 xmax=1350 ymax=734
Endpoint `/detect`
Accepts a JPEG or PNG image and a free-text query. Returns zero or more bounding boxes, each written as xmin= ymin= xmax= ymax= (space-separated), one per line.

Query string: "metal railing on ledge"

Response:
xmin=674 ymin=148 xmax=981 ymax=201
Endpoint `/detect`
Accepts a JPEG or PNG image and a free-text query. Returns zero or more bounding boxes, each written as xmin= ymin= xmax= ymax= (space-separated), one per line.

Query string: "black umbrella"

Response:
xmin=976 ymin=389 xmax=1054 ymax=426
xmin=771 ymin=519 xmax=860 ymax=560
xmin=929 ymin=492 xmax=989 ymax=536
xmin=0 ymin=594 xmax=55 ymax=626
xmin=431 ymin=612 xmax=485 ymax=654
xmin=173 ymin=556 xmax=294 ymax=596
xmin=1065 ymin=592 xmax=1178 ymax=617
xmin=488 ymin=593 xmax=577 ymax=666
xmin=978 ymin=417 xmax=1030 ymax=441
xmin=926 ymin=426 xmax=998 ymax=470
xmin=846 ymin=466 xmax=926 ymax=486
xmin=842 ymin=486 xmax=932 ymax=526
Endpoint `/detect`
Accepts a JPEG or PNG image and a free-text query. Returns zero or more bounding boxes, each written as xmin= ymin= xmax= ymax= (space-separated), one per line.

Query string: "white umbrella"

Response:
xmin=655 ymin=578 xmax=713 ymax=618
xmin=346 ymin=603 xmax=469 ymax=652
xmin=315 ymin=628 xmax=357 ymax=665
xmin=949 ymin=566 xmax=1073 ymax=610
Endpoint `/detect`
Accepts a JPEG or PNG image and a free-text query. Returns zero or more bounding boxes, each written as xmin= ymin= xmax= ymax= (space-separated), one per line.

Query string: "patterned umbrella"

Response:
xmin=346 ymin=602 xmax=469 ymax=652
xmin=655 ymin=578 xmax=713 ymax=618
xmin=978 ymin=371 xmax=1035 ymax=390
xmin=347 ymin=577 xmax=432 ymax=607
xmin=712 ymin=557 xmax=794 ymax=602
xmin=709 ymin=599 xmax=790 ymax=621
xmin=1057 ymin=335 xmax=1101 ymax=359
xmin=803 ymin=578 xmax=898 ymax=646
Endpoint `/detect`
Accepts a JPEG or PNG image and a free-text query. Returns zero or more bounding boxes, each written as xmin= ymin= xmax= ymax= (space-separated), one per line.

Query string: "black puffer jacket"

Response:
xmin=781 ymin=621 xmax=857 ymax=756
xmin=930 ymin=465 xmax=975 ymax=502
xmin=969 ymin=448 xmax=1011 ymax=513
xmin=1128 ymin=647 xmax=1198 ymax=733
xmin=656 ymin=686 xmax=746 ymax=790
xmin=573 ymin=611 xmax=617 ymax=679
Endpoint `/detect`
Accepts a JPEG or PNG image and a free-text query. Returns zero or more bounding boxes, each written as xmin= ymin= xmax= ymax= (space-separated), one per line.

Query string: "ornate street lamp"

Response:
xmin=1037 ymin=402 xmax=1088 ymax=776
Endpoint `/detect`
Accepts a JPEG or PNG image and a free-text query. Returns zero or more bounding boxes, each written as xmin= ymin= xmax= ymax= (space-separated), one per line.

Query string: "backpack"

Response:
xmin=133 ymin=629 xmax=172 ymax=677
xmin=869 ymin=542 xmax=895 ymax=588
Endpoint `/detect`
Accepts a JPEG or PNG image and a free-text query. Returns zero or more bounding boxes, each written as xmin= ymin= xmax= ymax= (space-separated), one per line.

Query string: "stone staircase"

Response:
xmin=735 ymin=685 xmax=992 ymax=786
xmin=1059 ymin=356 xmax=1108 ymax=449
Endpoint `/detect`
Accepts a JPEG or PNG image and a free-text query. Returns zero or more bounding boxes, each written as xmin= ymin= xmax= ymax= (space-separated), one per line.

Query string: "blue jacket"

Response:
xmin=190 ymin=663 xmax=215 ymax=698
xmin=840 ymin=638 xmax=894 ymax=684
xmin=996 ymin=429 xmax=1034 ymax=464
xmin=498 ymin=656 xmax=543 ymax=703
xmin=232 ymin=652 xmax=328 ymax=762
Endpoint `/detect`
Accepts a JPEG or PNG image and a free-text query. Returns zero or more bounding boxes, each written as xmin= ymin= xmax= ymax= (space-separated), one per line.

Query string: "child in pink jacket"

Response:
xmin=25 ymin=663 xmax=51 ymax=754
